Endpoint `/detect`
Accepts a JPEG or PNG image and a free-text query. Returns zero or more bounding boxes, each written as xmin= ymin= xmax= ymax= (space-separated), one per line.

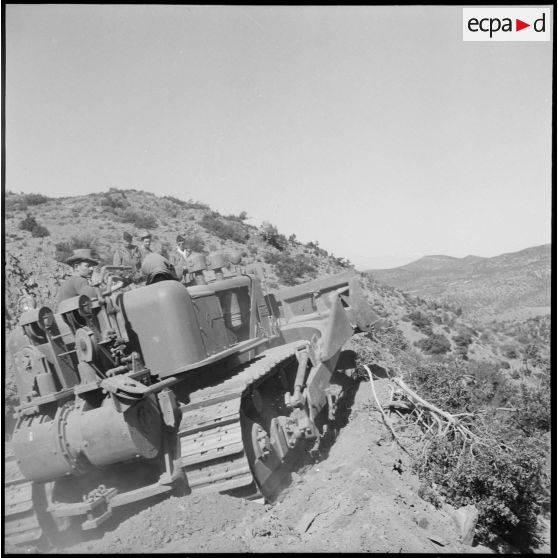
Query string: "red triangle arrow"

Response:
xmin=516 ymin=19 xmax=530 ymax=31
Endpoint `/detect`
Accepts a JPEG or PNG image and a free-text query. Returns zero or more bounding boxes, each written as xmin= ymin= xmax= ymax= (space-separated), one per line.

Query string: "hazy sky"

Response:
xmin=5 ymin=5 xmax=553 ymax=269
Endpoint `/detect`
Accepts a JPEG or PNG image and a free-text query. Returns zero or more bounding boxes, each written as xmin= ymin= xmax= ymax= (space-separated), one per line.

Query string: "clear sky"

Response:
xmin=5 ymin=5 xmax=553 ymax=269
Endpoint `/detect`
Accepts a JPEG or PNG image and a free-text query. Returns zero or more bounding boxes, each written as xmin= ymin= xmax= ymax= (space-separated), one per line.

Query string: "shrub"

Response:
xmin=409 ymin=358 xmax=549 ymax=548
xmin=99 ymin=192 xmax=129 ymax=211
xmin=419 ymin=434 xmax=545 ymax=545
xmin=407 ymin=310 xmax=433 ymax=334
xmin=183 ymin=234 xmax=205 ymax=253
xmin=120 ymin=209 xmax=158 ymax=229
xmin=224 ymin=211 xmax=248 ymax=222
xmin=306 ymin=240 xmax=328 ymax=257
xmin=502 ymin=345 xmax=519 ymax=359
xmin=415 ymin=333 xmax=451 ymax=355
xmin=452 ymin=332 xmax=473 ymax=359
xmin=24 ymin=193 xmax=50 ymax=205
xmin=200 ymin=212 xmax=247 ymax=243
xmin=18 ymin=214 xmax=50 ymax=237
xmin=259 ymin=222 xmax=288 ymax=251
xmin=272 ymin=253 xmax=318 ymax=286
xmin=54 ymin=234 xmax=102 ymax=264
xmin=162 ymin=195 xmax=209 ymax=210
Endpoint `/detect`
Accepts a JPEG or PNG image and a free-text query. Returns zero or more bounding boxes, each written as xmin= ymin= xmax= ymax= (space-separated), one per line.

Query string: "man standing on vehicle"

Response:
xmin=113 ymin=231 xmax=142 ymax=279
xmin=57 ymin=248 xmax=99 ymax=307
xmin=169 ymin=234 xmax=190 ymax=284
xmin=139 ymin=232 xmax=154 ymax=262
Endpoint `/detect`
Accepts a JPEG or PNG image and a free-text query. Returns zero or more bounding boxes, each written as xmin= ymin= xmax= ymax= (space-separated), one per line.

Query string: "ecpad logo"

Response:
xmin=463 ymin=8 xmax=551 ymax=41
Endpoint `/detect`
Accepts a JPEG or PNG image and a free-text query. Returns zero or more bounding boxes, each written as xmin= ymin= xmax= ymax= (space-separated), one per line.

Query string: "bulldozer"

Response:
xmin=5 ymin=253 xmax=379 ymax=548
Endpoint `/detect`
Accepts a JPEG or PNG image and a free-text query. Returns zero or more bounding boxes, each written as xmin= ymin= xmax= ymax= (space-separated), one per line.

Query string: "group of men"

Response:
xmin=57 ymin=231 xmax=191 ymax=306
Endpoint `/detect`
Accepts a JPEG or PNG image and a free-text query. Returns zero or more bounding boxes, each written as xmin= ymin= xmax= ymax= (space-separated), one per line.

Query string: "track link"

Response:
xmin=176 ymin=341 xmax=307 ymax=496
xmin=4 ymin=446 xmax=43 ymax=547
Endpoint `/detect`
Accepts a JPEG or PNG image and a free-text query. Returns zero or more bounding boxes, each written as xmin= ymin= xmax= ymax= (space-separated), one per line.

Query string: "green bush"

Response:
xmin=415 ymin=333 xmax=451 ymax=355
xmin=407 ymin=310 xmax=432 ymax=333
xmin=259 ymin=222 xmax=288 ymax=251
xmin=200 ymin=212 xmax=247 ymax=243
xmin=273 ymin=253 xmax=318 ymax=286
xmin=502 ymin=345 xmax=519 ymax=359
xmin=24 ymin=193 xmax=50 ymax=205
xmin=120 ymin=209 xmax=158 ymax=229
xmin=54 ymin=234 xmax=103 ymax=264
xmin=183 ymin=234 xmax=205 ymax=253
xmin=162 ymin=195 xmax=209 ymax=210
xmin=452 ymin=332 xmax=473 ymax=360
xmin=18 ymin=214 xmax=50 ymax=237
xmin=99 ymin=192 xmax=130 ymax=211
xmin=409 ymin=358 xmax=549 ymax=548
xmin=306 ymin=240 xmax=328 ymax=257
xmin=224 ymin=211 xmax=248 ymax=222
xmin=419 ymin=435 xmax=545 ymax=545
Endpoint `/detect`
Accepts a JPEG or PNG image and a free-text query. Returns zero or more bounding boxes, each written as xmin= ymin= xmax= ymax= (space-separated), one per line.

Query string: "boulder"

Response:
xmin=451 ymin=505 xmax=478 ymax=545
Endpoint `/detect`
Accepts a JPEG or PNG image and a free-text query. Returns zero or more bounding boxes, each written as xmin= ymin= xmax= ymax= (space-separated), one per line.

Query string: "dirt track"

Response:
xmin=33 ymin=378 xmax=492 ymax=554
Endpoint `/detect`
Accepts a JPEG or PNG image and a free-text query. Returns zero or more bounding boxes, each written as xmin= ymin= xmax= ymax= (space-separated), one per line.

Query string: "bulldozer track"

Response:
xmin=4 ymin=340 xmax=309 ymax=547
xmin=4 ymin=446 xmax=43 ymax=548
xmin=177 ymin=340 xmax=308 ymax=496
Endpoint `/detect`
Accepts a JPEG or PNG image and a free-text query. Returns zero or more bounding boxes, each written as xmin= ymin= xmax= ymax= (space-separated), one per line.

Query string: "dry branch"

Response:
xmin=363 ymin=365 xmax=410 ymax=455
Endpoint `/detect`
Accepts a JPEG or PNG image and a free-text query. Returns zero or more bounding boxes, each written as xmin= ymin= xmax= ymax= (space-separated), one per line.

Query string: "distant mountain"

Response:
xmin=366 ymin=245 xmax=551 ymax=320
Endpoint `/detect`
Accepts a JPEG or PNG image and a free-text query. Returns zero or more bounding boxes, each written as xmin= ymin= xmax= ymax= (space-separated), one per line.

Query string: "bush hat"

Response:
xmin=140 ymin=232 xmax=152 ymax=240
xmin=176 ymin=234 xmax=185 ymax=243
xmin=65 ymin=248 xmax=99 ymax=266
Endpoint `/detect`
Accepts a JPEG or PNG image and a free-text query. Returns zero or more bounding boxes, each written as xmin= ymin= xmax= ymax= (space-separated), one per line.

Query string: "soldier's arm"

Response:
xmin=113 ymin=251 xmax=122 ymax=266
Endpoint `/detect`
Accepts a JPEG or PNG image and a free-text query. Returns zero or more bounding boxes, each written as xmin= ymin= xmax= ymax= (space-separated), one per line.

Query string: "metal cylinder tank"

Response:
xmin=120 ymin=281 xmax=208 ymax=376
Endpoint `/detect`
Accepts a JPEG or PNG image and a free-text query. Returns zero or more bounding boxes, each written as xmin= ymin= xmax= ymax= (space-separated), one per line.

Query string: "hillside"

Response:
xmin=4 ymin=189 xmax=351 ymax=326
xmin=3 ymin=189 xmax=551 ymax=553
xmin=366 ymin=245 xmax=551 ymax=321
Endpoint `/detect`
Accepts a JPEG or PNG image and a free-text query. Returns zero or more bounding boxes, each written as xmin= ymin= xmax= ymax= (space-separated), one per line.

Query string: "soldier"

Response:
xmin=113 ymin=232 xmax=142 ymax=278
xmin=169 ymin=234 xmax=190 ymax=283
xmin=139 ymin=232 xmax=154 ymax=262
xmin=57 ymin=249 xmax=98 ymax=306
xmin=141 ymin=253 xmax=178 ymax=285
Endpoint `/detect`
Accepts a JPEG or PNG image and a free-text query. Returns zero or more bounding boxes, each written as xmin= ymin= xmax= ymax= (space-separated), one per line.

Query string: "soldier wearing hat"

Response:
xmin=57 ymin=249 xmax=99 ymax=306
xmin=168 ymin=234 xmax=191 ymax=283
xmin=113 ymin=231 xmax=142 ymax=278
xmin=139 ymin=232 xmax=154 ymax=262
xmin=141 ymin=253 xmax=178 ymax=285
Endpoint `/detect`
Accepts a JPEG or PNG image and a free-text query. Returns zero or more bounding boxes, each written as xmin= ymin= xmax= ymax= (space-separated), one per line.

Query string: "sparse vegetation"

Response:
xmin=182 ymin=233 xmax=205 ymax=253
xmin=24 ymin=193 xmax=50 ymax=205
xmin=407 ymin=358 xmax=550 ymax=548
xmin=54 ymin=234 xmax=105 ymax=264
xmin=162 ymin=195 xmax=209 ymax=210
xmin=200 ymin=212 xmax=248 ymax=243
xmin=259 ymin=221 xmax=288 ymax=251
xmin=19 ymin=214 xmax=50 ymax=237
xmin=407 ymin=310 xmax=432 ymax=334
xmin=415 ymin=332 xmax=451 ymax=355
xmin=120 ymin=209 xmax=158 ymax=229
xmin=264 ymin=251 xmax=318 ymax=285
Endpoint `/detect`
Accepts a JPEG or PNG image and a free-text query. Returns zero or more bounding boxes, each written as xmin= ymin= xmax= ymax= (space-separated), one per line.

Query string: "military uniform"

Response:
xmin=139 ymin=245 xmax=154 ymax=262
xmin=57 ymin=276 xmax=97 ymax=305
xmin=113 ymin=245 xmax=142 ymax=271
xmin=169 ymin=248 xmax=189 ymax=283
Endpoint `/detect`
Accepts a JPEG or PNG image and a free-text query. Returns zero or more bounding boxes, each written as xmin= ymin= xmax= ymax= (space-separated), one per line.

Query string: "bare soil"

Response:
xmin=39 ymin=378 xmax=494 ymax=554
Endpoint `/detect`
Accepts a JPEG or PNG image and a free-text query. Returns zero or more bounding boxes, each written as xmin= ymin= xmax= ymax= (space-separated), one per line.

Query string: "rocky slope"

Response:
xmin=10 ymin=376 xmax=496 ymax=555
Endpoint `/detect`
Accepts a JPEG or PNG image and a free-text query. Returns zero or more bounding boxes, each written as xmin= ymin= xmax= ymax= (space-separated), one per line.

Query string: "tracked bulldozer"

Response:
xmin=5 ymin=255 xmax=379 ymax=547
